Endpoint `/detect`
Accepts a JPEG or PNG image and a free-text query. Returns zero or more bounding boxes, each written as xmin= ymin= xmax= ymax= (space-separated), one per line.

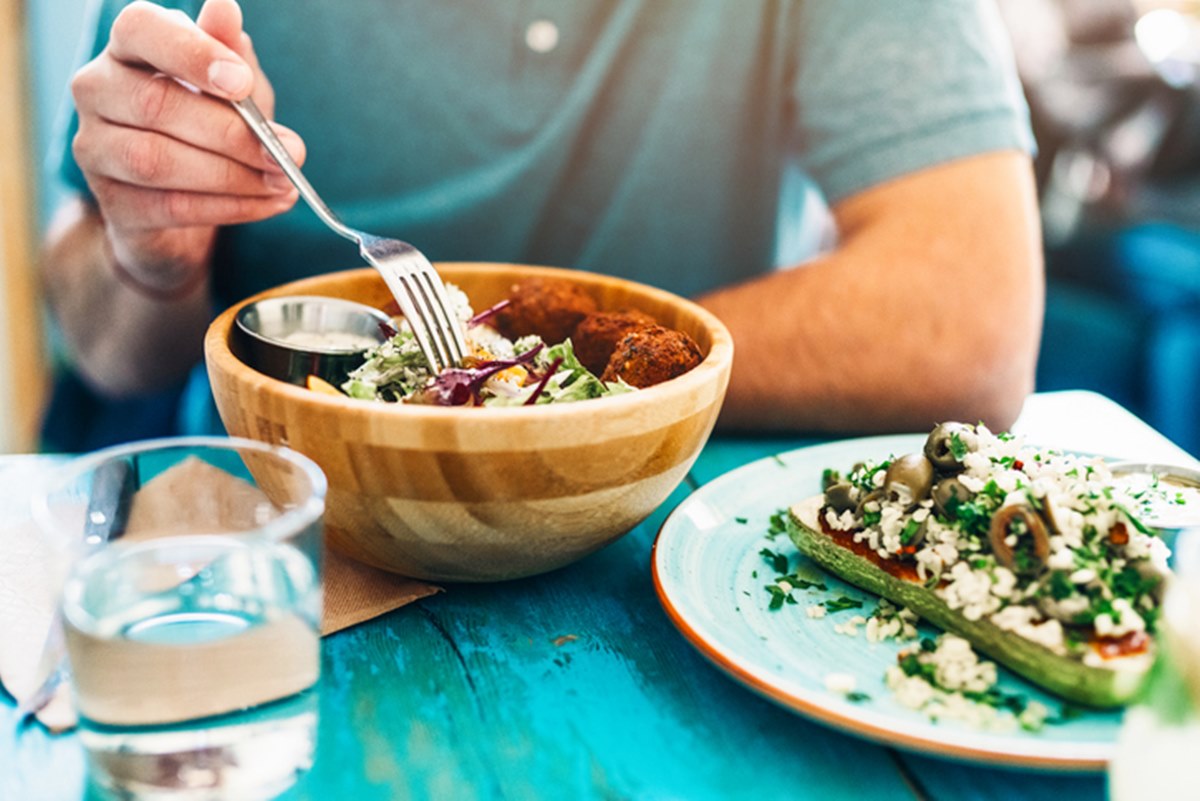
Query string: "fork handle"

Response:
xmin=231 ymin=97 xmax=358 ymax=244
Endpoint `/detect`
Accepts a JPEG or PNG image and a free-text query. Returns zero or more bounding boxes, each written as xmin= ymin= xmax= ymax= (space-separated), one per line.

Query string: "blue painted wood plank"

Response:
xmin=292 ymin=484 xmax=916 ymax=801
xmin=897 ymin=754 xmax=1105 ymax=801
xmin=0 ymin=448 xmax=1108 ymax=801
xmin=689 ymin=434 xmax=822 ymax=487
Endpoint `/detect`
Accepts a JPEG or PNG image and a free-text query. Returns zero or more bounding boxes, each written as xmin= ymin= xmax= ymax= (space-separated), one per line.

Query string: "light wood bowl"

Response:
xmin=205 ymin=263 xmax=734 ymax=581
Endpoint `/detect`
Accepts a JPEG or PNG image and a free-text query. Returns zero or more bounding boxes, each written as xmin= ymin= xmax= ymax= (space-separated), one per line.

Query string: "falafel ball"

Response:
xmin=572 ymin=309 xmax=657 ymax=376
xmin=600 ymin=325 xmax=703 ymax=388
xmin=493 ymin=278 xmax=597 ymax=344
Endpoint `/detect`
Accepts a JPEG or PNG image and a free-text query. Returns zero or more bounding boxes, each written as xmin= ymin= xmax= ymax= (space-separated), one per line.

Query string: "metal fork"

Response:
xmin=231 ymin=97 xmax=466 ymax=372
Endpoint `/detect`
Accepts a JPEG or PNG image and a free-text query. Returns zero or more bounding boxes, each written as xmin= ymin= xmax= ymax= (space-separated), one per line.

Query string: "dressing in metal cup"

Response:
xmin=232 ymin=295 xmax=392 ymax=387
xmin=1107 ymin=461 xmax=1200 ymax=534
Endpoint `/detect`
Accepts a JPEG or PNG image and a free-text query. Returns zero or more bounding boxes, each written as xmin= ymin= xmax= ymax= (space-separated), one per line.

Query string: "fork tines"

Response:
xmin=364 ymin=244 xmax=466 ymax=373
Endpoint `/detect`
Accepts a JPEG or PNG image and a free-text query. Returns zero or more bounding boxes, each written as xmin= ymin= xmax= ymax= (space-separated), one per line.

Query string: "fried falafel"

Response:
xmin=572 ymin=309 xmax=657 ymax=376
xmin=601 ymin=325 xmax=703 ymax=388
xmin=493 ymin=278 xmax=597 ymax=344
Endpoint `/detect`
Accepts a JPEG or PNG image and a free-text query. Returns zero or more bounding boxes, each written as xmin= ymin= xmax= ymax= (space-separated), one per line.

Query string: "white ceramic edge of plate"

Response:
xmin=652 ymin=434 xmax=1122 ymax=772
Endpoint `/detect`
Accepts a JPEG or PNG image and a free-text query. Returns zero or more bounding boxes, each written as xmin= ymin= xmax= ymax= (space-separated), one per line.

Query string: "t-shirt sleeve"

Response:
xmin=791 ymin=0 xmax=1035 ymax=205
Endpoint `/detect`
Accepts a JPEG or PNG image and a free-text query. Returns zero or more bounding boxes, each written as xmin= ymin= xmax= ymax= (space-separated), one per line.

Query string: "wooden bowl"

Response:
xmin=205 ymin=263 xmax=734 ymax=581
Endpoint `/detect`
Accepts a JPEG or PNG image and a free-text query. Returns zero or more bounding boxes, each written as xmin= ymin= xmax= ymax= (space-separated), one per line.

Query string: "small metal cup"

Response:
xmin=1108 ymin=461 xmax=1200 ymax=532
xmin=232 ymin=295 xmax=391 ymax=387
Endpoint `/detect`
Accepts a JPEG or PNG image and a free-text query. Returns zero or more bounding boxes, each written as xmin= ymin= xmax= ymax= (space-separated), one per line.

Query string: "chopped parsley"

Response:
xmin=821 ymin=468 xmax=841 ymax=490
xmin=767 ymin=508 xmax=789 ymax=538
xmin=1112 ymin=503 xmax=1154 ymax=536
xmin=759 ymin=548 xmax=789 ymax=575
xmin=823 ymin=596 xmax=864 ymax=613
xmin=765 ymin=584 xmax=798 ymax=610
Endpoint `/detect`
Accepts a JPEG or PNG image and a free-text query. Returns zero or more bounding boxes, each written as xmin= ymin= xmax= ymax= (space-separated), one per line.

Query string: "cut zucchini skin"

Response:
xmin=787 ymin=502 xmax=1151 ymax=709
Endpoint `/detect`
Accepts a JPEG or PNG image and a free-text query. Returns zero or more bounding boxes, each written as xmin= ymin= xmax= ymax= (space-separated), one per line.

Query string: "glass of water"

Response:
xmin=33 ymin=437 xmax=326 ymax=800
xmin=1109 ymin=529 xmax=1200 ymax=800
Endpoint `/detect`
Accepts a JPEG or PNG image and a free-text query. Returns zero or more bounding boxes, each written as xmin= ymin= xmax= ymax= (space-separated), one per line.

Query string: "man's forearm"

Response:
xmin=699 ymin=151 xmax=1044 ymax=434
xmin=42 ymin=197 xmax=213 ymax=397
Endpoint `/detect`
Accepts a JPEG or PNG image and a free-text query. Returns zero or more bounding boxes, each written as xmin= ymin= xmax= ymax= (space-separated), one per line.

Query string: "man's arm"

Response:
xmin=40 ymin=0 xmax=303 ymax=397
xmin=41 ymin=196 xmax=214 ymax=395
xmin=698 ymin=150 xmax=1043 ymax=433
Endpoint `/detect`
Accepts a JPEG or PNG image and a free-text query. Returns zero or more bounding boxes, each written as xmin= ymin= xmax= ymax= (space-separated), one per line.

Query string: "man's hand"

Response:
xmin=69 ymin=0 xmax=304 ymax=292
xmin=43 ymin=0 xmax=307 ymax=396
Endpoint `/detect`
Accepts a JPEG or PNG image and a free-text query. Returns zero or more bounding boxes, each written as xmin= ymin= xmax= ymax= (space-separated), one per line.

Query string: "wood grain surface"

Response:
xmin=205 ymin=264 xmax=735 ymax=581
xmin=0 ymin=0 xmax=47 ymax=453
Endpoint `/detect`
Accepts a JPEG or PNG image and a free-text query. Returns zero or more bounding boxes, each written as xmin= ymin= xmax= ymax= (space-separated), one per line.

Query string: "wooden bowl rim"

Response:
xmin=205 ymin=262 xmax=734 ymax=427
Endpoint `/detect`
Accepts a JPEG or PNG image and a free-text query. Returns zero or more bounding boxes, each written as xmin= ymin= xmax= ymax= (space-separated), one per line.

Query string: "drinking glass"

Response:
xmin=33 ymin=437 xmax=326 ymax=800
xmin=1109 ymin=530 xmax=1200 ymax=800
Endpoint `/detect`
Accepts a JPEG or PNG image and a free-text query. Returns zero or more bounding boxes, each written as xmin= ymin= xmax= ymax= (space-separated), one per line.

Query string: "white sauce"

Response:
xmin=277 ymin=330 xmax=378 ymax=351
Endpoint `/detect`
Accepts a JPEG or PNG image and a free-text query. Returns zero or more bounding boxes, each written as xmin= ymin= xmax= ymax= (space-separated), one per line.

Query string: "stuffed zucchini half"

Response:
xmin=786 ymin=423 xmax=1176 ymax=709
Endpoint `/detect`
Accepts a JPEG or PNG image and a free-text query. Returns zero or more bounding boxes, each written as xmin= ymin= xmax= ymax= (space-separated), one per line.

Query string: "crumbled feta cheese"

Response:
xmin=824 ymin=672 xmax=857 ymax=695
xmin=991 ymin=567 xmax=1017 ymax=599
xmin=958 ymin=473 xmax=986 ymax=494
xmin=940 ymin=562 xmax=1001 ymax=621
xmin=808 ymin=422 xmax=1173 ymax=661
xmin=884 ymin=635 xmax=1024 ymax=731
xmin=834 ymin=615 xmax=868 ymax=637
xmin=1018 ymin=618 xmax=1066 ymax=653
xmin=1046 ymin=546 xmax=1074 ymax=571
xmin=1095 ymin=598 xmax=1146 ymax=638
xmin=931 ymin=636 xmax=996 ymax=693
xmin=806 ymin=604 xmax=827 ymax=619
xmin=825 ymin=508 xmax=858 ymax=531
xmin=886 ymin=666 xmax=937 ymax=709
xmin=1018 ymin=701 xmax=1051 ymax=731
xmin=1069 ymin=568 xmax=1097 ymax=585
xmin=865 ymin=600 xmax=920 ymax=643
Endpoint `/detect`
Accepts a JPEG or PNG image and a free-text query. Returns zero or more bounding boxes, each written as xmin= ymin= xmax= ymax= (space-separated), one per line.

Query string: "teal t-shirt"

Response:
xmin=58 ymin=0 xmax=1032 ymax=308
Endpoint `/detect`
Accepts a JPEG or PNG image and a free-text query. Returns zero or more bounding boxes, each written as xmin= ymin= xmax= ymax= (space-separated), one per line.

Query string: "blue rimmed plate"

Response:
xmin=652 ymin=435 xmax=1123 ymax=771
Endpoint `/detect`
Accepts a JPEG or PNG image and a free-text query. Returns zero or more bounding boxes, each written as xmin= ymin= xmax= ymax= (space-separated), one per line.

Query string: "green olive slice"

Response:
xmin=989 ymin=504 xmax=1050 ymax=575
xmin=932 ymin=477 xmax=974 ymax=519
xmin=884 ymin=453 xmax=934 ymax=505
xmin=924 ymin=422 xmax=976 ymax=473
xmin=824 ymin=481 xmax=857 ymax=514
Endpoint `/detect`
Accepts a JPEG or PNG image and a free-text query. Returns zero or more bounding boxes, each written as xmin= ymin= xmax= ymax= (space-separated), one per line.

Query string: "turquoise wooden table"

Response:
xmin=4 ymin=391 xmax=1191 ymax=801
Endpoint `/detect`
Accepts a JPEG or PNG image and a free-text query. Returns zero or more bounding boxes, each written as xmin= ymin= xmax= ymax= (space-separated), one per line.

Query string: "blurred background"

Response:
xmin=2 ymin=0 xmax=1199 ymax=455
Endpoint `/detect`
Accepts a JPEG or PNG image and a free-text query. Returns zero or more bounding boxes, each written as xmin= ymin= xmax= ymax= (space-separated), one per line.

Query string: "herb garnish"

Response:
xmin=824 ymin=596 xmax=864 ymax=613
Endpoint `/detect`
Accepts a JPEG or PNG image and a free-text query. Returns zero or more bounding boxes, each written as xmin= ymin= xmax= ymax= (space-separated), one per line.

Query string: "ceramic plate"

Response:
xmin=652 ymin=435 xmax=1124 ymax=771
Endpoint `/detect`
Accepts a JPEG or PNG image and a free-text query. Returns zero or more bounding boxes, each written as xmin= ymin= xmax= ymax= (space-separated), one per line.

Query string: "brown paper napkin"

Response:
xmin=0 ymin=458 xmax=439 ymax=732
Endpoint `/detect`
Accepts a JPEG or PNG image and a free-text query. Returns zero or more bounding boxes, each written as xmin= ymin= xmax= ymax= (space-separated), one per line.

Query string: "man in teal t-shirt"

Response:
xmin=43 ymin=0 xmax=1043 ymax=436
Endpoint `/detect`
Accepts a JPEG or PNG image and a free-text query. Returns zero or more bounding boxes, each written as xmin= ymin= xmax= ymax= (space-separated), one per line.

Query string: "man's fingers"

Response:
xmin=236 ymin=31 xmax=276 ymax=112
xmin=195 ymin=0 xmax=243 ymax=49
xmin=74 ymin=119 xmax=294 ymax=196
xmin=73 ymin=60 xmax=305 ymax=172
xmin=89 ymin=176 xmax=299 ymax=231
xmin=106 ymin=1 xmax=252 ymax=99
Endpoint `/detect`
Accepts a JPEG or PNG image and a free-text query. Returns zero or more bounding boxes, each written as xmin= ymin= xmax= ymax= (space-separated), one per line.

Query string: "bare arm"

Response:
xmin=699 ymin=150 xmax=1044 ymax=433
xmin=41 ymin=0 xmax=304 ymax=396
xmin=42 ymin=196 xmax=214 ymax=394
